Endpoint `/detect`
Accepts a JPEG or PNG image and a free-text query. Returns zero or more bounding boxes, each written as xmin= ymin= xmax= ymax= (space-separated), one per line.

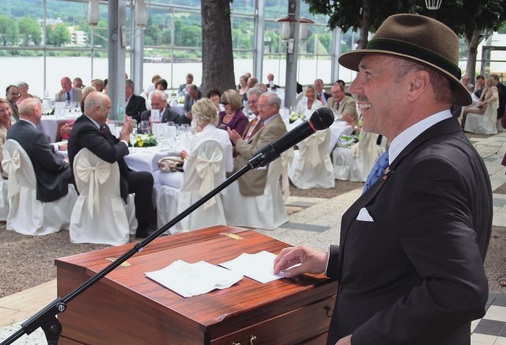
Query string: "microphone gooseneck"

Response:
xmin=248 ymin=107 xmax=334 ymax=168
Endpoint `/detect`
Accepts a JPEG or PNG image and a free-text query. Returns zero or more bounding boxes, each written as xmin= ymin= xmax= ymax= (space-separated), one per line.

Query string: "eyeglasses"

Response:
xmin=220 ymin=101 xmax=229 ymax=106
xmin=258 ymin=104 xmax=272 ymax=109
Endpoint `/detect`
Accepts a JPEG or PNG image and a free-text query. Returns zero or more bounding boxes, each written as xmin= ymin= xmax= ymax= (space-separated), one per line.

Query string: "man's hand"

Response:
xmin=273 ymin=245 xmax=328 ymax=278
xmin=119 ymin=116 xmax=133 ymax=142
xmin=336 ymin=335 xmax=352 ymax=345
xmin=227 ymin=127 xmax=241 ymax=145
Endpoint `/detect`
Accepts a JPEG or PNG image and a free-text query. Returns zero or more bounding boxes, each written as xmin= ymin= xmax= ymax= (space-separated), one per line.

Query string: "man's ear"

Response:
xmin=407 ymin=70 xmax=429 ymax=100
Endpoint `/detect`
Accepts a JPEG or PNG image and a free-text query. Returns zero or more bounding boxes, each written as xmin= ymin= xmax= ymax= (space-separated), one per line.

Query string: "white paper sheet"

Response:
xmin=219 ymin=251 xmax=284 ymax=284
xmin=145 ymin=260 xmax=243 ymax=298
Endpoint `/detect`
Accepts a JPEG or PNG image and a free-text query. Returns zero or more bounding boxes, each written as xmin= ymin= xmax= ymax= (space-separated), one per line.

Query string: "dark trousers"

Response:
xmin=128 ymin=171 xmax=155 ymax=222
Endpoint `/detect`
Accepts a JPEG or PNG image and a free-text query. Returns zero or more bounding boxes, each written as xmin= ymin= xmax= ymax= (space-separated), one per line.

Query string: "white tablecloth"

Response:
xmin=124 ymin=147 xmax=179 ymax=174
xmin=39 ymin=113 xmax=80 ymax=143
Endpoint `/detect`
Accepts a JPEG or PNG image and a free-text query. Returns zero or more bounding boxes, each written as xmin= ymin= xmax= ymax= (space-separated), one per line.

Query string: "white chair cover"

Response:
xmin=155 ymin=139 xmax=227 ymax=233
xmin=0 ymin=178 xmax=9 ymax=221
xmin=288 ymin=129 xmax=335 ymax=189
xmin=2 ymin=139 xmax=77 ymax=235
xmin=223 ymin=158 xmax=287 ymax=230
xmin=280 ymin=148 xmax=294 ymax=202
xmin=70 ymin=148 xmax=135 ymax=246
xmin=332 ymin=131 xmax=386 ymax=182
xmin=464 ymin=98 xmax=499 ymax=135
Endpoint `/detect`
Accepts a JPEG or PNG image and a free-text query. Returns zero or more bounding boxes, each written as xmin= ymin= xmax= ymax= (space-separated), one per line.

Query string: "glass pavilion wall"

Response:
xmin=0 ymin=0 xmax=357 ymax=99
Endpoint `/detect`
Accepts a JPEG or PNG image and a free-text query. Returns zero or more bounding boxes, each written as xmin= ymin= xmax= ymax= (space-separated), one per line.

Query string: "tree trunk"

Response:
xmin=201 ymin=0 xmax=236 ymax=93
xmin=358 ymin=0 xmax=371 ymax=49
xmin=465 ymin=30 xmax=481 ymax=82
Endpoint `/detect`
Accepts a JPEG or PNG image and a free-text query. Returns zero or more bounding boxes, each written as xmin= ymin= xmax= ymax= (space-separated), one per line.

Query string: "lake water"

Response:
xmin=0 ymin=56 xmax=358 ymax=98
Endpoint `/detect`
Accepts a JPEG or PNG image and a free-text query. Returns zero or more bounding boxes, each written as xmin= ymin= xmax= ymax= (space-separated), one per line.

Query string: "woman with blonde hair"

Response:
xmin=217 ymin=89 xmax=249 ymax=135
xmin=462 ymin=76 xmax=499 ymax=129
xmin=294 ymin=85 xmax=323 ymax=119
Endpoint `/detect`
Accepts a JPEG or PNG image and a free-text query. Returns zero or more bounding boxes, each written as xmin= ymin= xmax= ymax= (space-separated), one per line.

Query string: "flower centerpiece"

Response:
xmin=289 ymin=112 xmax=305 ymax=123
xmin=134 ymin=133 xmax=158 ymax=147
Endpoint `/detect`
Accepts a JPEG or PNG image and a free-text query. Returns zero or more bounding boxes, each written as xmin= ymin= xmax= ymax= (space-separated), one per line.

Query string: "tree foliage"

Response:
xmin=18 ymin=17 xmax=41 ymax=46
xmin=0 ymin=15 xmax=18 ymax=46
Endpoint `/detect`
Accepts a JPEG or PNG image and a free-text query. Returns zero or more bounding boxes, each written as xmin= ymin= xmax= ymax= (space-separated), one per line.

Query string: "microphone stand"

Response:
xmin=0 ymin=151 xmax=272 ymax=345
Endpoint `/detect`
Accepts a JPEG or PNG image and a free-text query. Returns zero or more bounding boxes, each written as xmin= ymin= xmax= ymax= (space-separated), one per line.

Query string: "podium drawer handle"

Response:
xmin=232 ymin=335 xmax=257 ymax=345
xmin=325 ymin=305 xmax=334 ymax=317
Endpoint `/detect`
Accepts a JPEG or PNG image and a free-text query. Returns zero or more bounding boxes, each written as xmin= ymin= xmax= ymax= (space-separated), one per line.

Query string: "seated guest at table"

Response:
xmin=217 ymin=89 xmax=248 ymax=135
xmin=5 ymin=85 xmax=20 ymax=123
xmin=327 ymin=83 xmax=358 ymax=123
xmin=238 ymin=75 xmax=249 ymax=98
xmin=227 ymin=92 xmax=287 ymax=196
xmin=474 ymin=75 xmax=485 ymax=99
xmin=461 ymin=76 xmax=499 ymax=129
xmin=178 ymin=73 xmax=194 ymax=95
xmin=55 ymin=76 xmax=82 ymax=103
xmin=91 ymin=79 xmax=104 ymax=92
xmin=183 ymin=84 xmax=202 ymax=121
xmin=157 ymin=98 xmax=234 ymax=189
xmin=206 ymin=87 xmax=223 ymax=113
xmin=68 ymin=92 xmax=156 ymax=238
xmin=294 ymin=85 xmax=323 ymax=119
xmin=141 ymin=90 xmax=190 ymax=125
xmin=56 ymin=86 xmax=96 ymax=142
xmin=73 ymin=77 xmax=84 ymax=89
xmin=156 ymin=78 xmax=169 ymax=93
xmin=0 ymin=98 xmax=12 ymax=178
xmin=141 ymin=74 xmax=161 ymax=100
xmin=241 ymin=87 xmax=264 ymax=141
xmin=16 ymin=82 xmax=35 ymax=105
xmin=125 ymin=79 xmax=147 ymax=123
xmin=314 ymin=78 xmax=331 ymax=105
xmin=7 ymin=98 xmax=73 ymax=202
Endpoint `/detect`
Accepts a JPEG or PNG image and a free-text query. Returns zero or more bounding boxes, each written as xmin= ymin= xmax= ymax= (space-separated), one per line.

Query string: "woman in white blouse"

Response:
xmin=294 ymin=85 xmax=323 ymax=119
xmin=180 ymin=98 xmax=233 ymax=172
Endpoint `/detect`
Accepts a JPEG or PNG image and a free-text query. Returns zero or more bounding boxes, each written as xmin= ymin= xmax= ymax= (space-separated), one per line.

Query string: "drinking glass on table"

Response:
xmin=140 ymin=120 xmax=150 ymax=134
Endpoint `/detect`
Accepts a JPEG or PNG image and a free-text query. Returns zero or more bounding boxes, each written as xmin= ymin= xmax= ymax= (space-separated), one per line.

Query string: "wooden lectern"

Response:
xmin=56 ymin=226 xmax=336 ymax=344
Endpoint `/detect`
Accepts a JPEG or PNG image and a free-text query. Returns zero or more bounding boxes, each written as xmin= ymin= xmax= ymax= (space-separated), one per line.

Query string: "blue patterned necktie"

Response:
xmin=363 ymin=151 xmax=389 ymax=193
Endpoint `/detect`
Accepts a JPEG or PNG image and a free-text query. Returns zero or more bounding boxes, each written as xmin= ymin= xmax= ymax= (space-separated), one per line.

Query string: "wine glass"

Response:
xmin=140 ymin=120 xmax=150 ymax=134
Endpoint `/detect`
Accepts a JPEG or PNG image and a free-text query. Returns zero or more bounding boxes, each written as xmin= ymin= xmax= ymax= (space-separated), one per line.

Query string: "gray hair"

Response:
xmin=150 ymin=90 xmax=168 ymax=101
xmin=263 ymin=92 xmax=281 ymax=110
xmin=247 ymin=86 xmax=264 ymax=98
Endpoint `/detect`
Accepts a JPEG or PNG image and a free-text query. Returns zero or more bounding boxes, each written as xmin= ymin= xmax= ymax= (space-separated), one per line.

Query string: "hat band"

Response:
xmin=367 ymin=38 xmax=461 ymax=80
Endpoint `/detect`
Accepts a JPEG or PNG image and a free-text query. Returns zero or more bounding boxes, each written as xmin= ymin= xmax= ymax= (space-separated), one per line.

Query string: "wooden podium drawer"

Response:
xmin=211 ymin=295 xmax=336 ymax=345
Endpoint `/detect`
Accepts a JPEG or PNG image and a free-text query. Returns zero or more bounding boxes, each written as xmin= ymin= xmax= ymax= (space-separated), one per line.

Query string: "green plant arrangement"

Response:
xmin=289 ymin=112 xmax=306 ymax=123
xmin=134 ymin=133 xmax=158 ymax=147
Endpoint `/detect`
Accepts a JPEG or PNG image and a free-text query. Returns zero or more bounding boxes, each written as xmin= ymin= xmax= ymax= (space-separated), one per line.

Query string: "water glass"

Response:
xmin=140 ymin=120 xmax=150 ymax=134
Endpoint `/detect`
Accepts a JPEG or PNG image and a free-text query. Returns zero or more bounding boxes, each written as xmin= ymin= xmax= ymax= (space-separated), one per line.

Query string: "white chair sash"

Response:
xmin=306 ymin=130 xmax=326 ymax=168
xmin=75 ymin=156 xmax=111 ymax=217
xmin=2 ymin=149 xmax=21 ymax=199
xmin=195 ymin=147 xmax=223 ymax=210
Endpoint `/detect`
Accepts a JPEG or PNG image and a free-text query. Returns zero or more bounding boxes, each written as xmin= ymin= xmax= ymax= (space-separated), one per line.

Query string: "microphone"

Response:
xmin=248 ymin=107 xmax=335 ymax=168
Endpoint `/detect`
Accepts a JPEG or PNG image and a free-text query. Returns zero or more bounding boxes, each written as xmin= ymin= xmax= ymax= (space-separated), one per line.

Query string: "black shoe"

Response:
xmin=135 ymin=226 xmax=157 ymax=238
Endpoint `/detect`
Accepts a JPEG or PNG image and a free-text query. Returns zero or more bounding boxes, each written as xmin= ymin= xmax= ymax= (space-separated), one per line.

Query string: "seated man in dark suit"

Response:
xmin=125 ymin=79 xmax=147 ymax=123
xmin=178 ymin=73 xmax=194 ymax=95
xmin=183 ymin=84 xmax=202 ymax=121
xmin=227 ymin=92 xmax=287 ymax=196
xmin=7 ymin=98 xmax=73 ymax=202
xmin=140 ymin=90 xmax=190 ymax=125
xmin=67 ymin=92 xmax=156 ymax=238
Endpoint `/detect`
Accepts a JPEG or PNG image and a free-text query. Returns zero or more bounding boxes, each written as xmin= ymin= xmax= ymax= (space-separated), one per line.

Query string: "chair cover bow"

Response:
xmin=76 ymin=156 xmax=111 ymax=217
xmin=2 ymin=149 xmax=21 ymax=198
xmin=306 ymin=130 xmax=326 ymax=168
xmin=195 ymin=147 xmax=223 ymax=210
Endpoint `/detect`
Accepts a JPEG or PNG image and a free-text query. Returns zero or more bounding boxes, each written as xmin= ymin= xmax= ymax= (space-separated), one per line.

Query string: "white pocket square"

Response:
xmin=357 ymin=207 xmax=374 ymax=222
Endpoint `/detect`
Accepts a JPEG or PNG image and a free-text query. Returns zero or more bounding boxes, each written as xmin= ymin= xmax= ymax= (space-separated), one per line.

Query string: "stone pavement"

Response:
xmin=1 ymin=131 xmax=505 ymax=344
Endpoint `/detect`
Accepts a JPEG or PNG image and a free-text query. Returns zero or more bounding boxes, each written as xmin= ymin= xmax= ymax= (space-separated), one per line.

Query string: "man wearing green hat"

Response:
xmin=274 ymin=14 xmax=491 ymax=345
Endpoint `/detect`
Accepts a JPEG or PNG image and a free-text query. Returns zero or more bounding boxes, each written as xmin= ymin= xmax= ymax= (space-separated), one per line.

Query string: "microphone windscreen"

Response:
xmin=310 ymin=107 xmax=334 ymax=130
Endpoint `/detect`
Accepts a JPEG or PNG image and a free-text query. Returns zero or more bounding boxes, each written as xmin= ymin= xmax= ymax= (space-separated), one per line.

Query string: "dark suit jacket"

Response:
xmin=7 ymin=120 xmax=71 ymax=202
xmin=140 ymin=107 xmax=191 ymax=125
xmin=68 ymin=115 xmax=130 ymax=201
xmin=233 ymin=114 xmax=287 ymax=196
xmin=183 ymin=91 xmax=202 ymax=113
xmin=125 ymin=94 xmax=147 ymax=122
xmin=325 ymin=117 xmax=492 ymax=345
xmin=496 ymin=82 xmax=506 ymax=120
xmin=8 ymin=101 xmax=19 ymax=122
